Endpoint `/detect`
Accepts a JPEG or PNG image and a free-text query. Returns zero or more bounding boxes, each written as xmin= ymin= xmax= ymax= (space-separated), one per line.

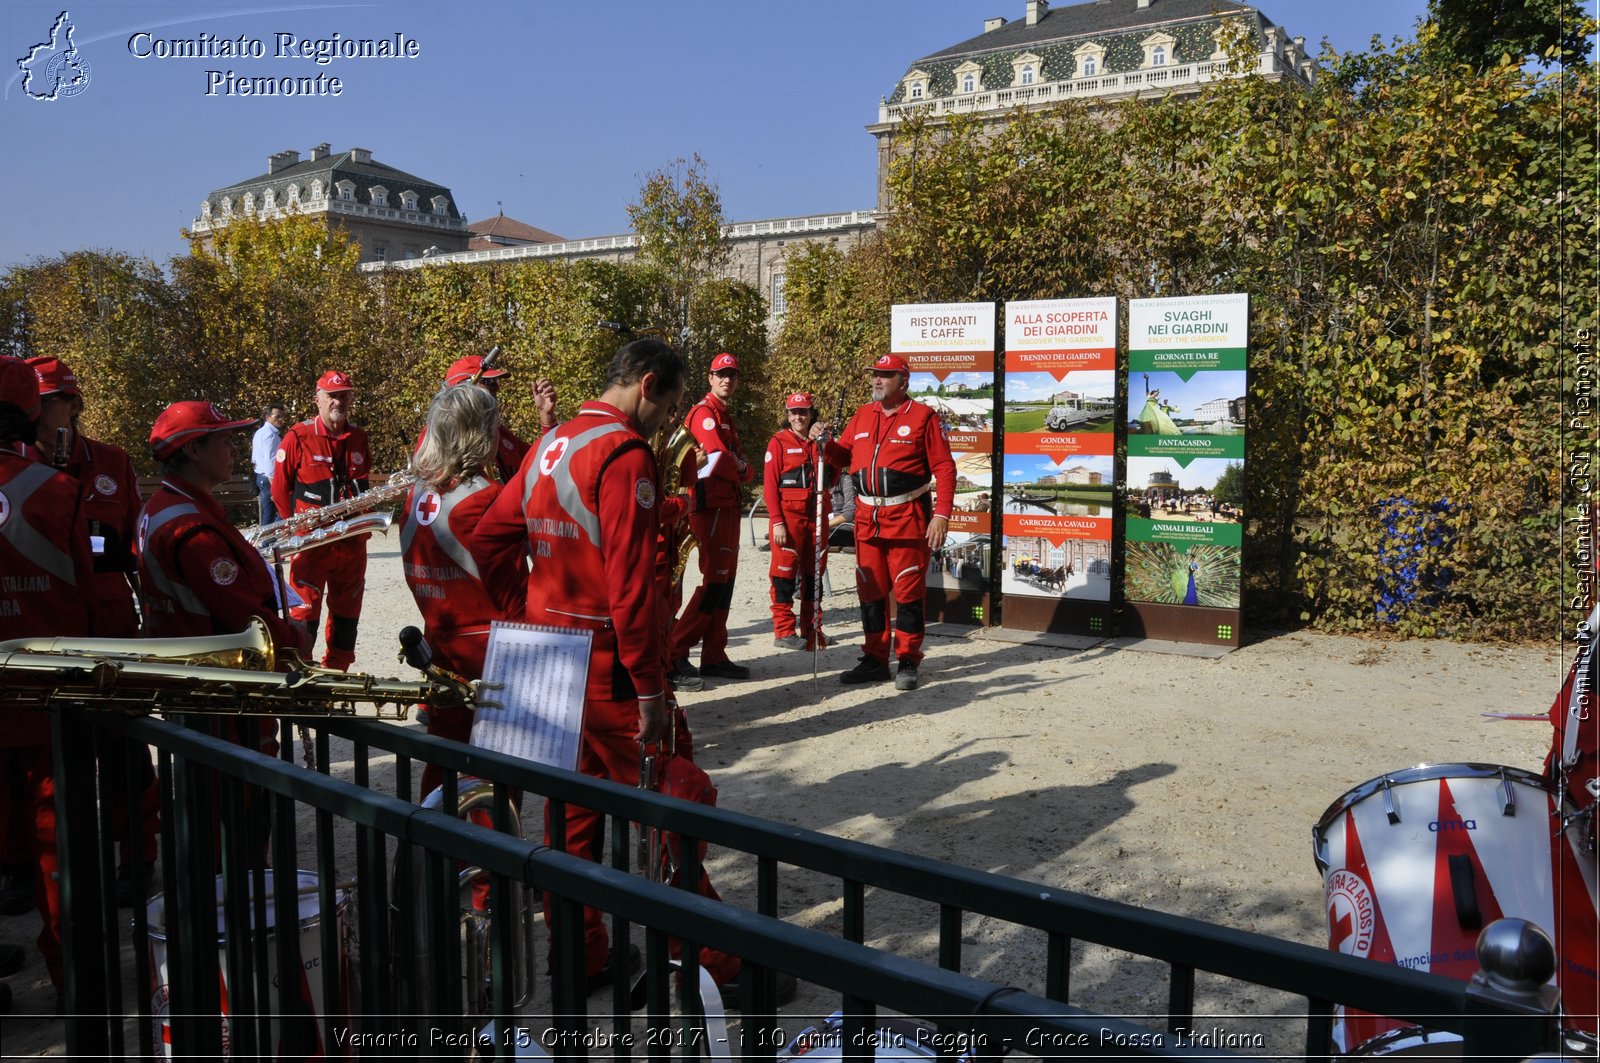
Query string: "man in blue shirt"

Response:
xmin=251 ymin=401 xmax=286 ymax=524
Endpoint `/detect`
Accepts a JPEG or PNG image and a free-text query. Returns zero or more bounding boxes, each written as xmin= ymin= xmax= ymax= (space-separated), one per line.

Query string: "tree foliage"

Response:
xmin=1428 ymin=0 xmax=1595 ymax=69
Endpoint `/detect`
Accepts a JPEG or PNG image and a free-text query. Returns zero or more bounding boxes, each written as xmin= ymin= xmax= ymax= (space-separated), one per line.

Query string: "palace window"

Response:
xmin=400 ymin=191 xmax=418 ymax=211
xmin=242 ymin=192 xmax=255 ymax=215
xmin=335 ymin=180 xmax=355 ymax=202
xmin=1074 ymin=42 xmax=1105 ymax=78
xmin=370 ymin=186 xmax=388 ymax=207
xmin=263 ymin=189 xmax=276 ymax=211
xmin=1141 ymin=33 xmax=1177 ymax=69
xmin=1011 ymin=52 xmax=1043 ymax=88
xmin=286 ymin=184 xmax=300 ymax=206
xmin=771 ymin=273 xmax=786 ymax=317
xmin=954 ymin=61 xmax=983 ymax=95
xmin=910 ymin=82 xmax=923 ymax=99
xmin=1021 ymin=65 xmax=1034 ymax=84
xmin=962 ymin=73 xmax=975 ymax=92
xmin=431 ymin=195 xmax=450 ymax=215
xmin=310 ymin=180 xmax=324 ymax=201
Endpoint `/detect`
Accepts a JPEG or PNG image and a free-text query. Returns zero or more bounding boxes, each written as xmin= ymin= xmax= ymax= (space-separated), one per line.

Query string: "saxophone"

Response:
xmin=0 ymin=619 xmax=473 ymax=719
xmin=659 ymin=424 xmax=701 ymax=589
xmin=244 ymin=470 xmax=417 ymax=560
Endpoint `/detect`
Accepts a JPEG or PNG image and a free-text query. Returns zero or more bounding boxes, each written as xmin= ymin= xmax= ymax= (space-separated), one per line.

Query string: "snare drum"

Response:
xmin=146 ymin=869 xmax=352 ymax=1059
xmin=1312 ymin=763 xmax=1598 ymax=1054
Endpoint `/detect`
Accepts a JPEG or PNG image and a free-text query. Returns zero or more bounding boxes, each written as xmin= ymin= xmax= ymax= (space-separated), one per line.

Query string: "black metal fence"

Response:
xmin=54 ymin=707 xmax=1560 ymax=1060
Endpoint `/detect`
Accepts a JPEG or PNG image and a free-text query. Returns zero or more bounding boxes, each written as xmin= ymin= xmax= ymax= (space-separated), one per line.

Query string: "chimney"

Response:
xmin=1025 ymin=0 xmax=1047 ymax=27
xmin=350 ymin=147 xmax=372 ymax=164
xmin=984 ymin=16 xmax=1007 ymax=32
xmin=309 ymin=142 xmax=331 ymax=161
xmin=267 ymin=149 xmax=301 ymax=174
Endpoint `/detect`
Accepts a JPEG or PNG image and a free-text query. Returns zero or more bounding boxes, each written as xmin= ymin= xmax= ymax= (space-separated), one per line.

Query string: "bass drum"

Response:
xmin=1312 ymin=763 xmax=1599 ymax=1055
xmin=391 ymin=778 xmax=536 ymax=1024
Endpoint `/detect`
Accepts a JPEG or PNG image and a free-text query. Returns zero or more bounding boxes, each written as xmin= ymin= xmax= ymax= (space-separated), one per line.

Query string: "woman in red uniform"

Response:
xmin=762 ymin=392 xmax=849 ymax=650
xmin=400 ymin=383 xmax=508 ymax=799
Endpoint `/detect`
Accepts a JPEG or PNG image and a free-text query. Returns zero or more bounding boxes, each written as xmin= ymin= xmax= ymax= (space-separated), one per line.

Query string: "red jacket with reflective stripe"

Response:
xmin=473 ymin=402 xmax=666 ymax=706
xmin=842 ymin=398 xmax=956 ymax=540
xmin=762 ymin=429 xmax=849 ymax=536
xmin=271 ymin=417 xmax=372 ymax=516
xmin=0 ymin=450 xmax=95 ymax=745
xmin=136 ymin=479 xmax=299 ymax=650
xmin=25 ymin=434 xmax=143 ymax=635
xmin=400 ymin=475 xmax=504 ymax=678
xmin=681 ymin=393 xmax=752 ymax=509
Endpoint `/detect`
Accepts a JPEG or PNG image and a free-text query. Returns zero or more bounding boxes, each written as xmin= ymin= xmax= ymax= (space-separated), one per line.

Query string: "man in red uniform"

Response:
xmin=762 ymin=392 xmax=849 ymax=650
xmin=401 ymin=383 xmax=507 ymax=799
xmin=0 ymin=357 xmax=95 ymax=1004
xmin=439 ymin=355 xmax=558 ymax=482
xmin=670 ymin=352 xmax=755 ymax=682
xmin=473 ymin=338 xmax=749 ymax=993
xmin=839 ymin=354 xmax=956 ymax=691
xmin=271 ymin=371 xmax=371 ymax=671
xmin=21 ymin=355 xmax=157 ymax=906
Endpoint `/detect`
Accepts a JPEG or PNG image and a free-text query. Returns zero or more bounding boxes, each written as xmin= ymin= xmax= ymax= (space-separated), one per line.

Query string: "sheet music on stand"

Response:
xmin=472 ymin=620 xmax=592 ymax=771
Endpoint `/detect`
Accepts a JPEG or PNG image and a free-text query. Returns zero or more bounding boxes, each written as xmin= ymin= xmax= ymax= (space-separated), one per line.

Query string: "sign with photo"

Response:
xmin=1000 ymin=298 xmax=1117 ymax=635
xmin=892 ymin=302 xmax=997 ymax=625
xmin=1123 ymin=294 xmax=1248 ymax=648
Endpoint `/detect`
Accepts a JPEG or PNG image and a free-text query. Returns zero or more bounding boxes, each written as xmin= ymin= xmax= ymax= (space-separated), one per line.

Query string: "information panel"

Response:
xmin=1001 ymin=297 xmax=1117 ymax=635
xmin=891 ymin=302 xmax=996 ymax=626
xmin=1123 ymin=294 xmax=1247 ymax=647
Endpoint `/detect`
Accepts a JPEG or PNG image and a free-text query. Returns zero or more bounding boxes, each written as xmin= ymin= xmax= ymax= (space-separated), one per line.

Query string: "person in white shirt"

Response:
xmin=251 ymin=402 xmax=286 ymax=524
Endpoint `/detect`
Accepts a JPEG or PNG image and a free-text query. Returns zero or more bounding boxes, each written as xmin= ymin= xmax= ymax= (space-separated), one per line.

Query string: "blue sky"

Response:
xmin=0 ymin=0 xmax=1436 ymax=269
xmin=1127 ymin=370 xmax=1247 ymax=419
xmin=1008 ymin=370 xmax=1116 ymax=403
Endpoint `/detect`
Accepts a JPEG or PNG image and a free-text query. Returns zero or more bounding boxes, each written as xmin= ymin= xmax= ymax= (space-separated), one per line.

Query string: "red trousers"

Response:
xmin=287 ymin=536 xmax=367 ymax=670
xmin=542 ymin=697 xmax=738 ymax=985
xmin=0 ymin=745 xmax=61 ymax=987
xmin=671 ymin=507 xmax=741 ymax=665
xmin=769 ymin=517 xmax=826 ymax=644
xmin=854 ymin=536 xmax=929 ymax=666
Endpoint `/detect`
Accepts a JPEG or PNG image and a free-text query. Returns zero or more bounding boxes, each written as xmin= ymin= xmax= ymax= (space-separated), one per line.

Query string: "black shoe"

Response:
xmin=894 ymin=659 xmax=919 ymax=691
xmin=585 ymin=943 xmax=642 ymax=995
xmin=839 ymin=655 xmax=891 ymax=685
xmin=0 ymin=944 xmax=22 ymax=977
xmin=719 ymin=969 xmax=798 ymax=1009
xmin=0 ymin=868 xmax=31 ymax=916
xmin=671 ymin=657 xmax=701 ymax=679
xmin=700 ymin=660 xmax=751 ymax=680
xmin=671 ymin=672 xmax=705 ymax=693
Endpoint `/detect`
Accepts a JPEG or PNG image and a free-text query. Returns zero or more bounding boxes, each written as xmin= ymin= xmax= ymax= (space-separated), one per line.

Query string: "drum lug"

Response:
xmin=1498 ymin=770 xmax=1517 ymax=816
xmin=1382 ymin=778 xmax=1400 ymax=824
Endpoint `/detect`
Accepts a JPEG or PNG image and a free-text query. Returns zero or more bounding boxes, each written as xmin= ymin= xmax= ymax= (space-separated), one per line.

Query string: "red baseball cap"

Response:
xmin=444 ymin=355 xmax=509 ymax=387
xmin=26 ymin=356 xmax=79 ymax=397
xmin=316 ymin=370 xmax=354 ymax=393
xmin=710 ymin=352 xmax=739 ymax=373
xmin=0 ymin=360 xmax=42 ymax=420
xmin=785 ymin=391 xmax=815 ymax=411
xmin=149 ymin=401 xmax=255 ymax=460
xmin=869 ymin=354 xmax=910 ymax=374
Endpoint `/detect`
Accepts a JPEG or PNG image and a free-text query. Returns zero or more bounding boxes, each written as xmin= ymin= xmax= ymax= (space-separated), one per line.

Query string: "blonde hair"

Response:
xmin=411 ymin=384 xmax=500 ymax=492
